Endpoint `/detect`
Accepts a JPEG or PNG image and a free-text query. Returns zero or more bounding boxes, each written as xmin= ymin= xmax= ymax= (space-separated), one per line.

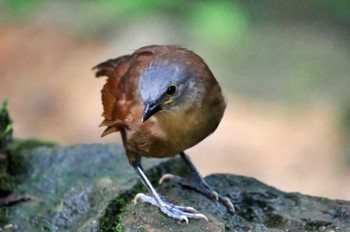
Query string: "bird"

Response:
xmin=93 ymin=45 xmax=233 ymax=223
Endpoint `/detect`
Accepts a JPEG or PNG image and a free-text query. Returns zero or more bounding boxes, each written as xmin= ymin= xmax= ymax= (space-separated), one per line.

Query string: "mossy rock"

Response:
xmin=1 ymin=142 xmax=350 ymax=231
xmin=103 ymin=158 xmax=350 ymax=232
xmin=0 ymin=99 xmax=59 ymax=226
xmin=1 ymin=143 xmax=160 ymax=231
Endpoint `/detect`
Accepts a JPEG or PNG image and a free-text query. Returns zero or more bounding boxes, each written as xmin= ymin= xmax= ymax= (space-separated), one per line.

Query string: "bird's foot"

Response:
xmin=134 ymin=193 xmax=208 ymax=223
xmin=159 ymin=174 xmax=235 ymax=212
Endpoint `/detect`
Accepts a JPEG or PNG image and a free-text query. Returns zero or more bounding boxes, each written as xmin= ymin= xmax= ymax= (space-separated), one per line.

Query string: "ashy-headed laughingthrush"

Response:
xmin=94 ymin=45 xmax=233 ymax=223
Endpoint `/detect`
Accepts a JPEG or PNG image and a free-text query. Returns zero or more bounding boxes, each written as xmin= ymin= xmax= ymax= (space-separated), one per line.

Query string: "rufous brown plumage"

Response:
xmin=94 ymin=45 xmax=233 ymax=223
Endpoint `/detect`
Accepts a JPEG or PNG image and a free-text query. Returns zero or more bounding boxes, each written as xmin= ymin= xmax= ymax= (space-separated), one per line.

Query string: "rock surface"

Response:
xmin=1 ymin=142 xmax=350 ymax=232
xmin=2 ymin=143 xmax=160 ymax=231
xmin=114 ymin=158 xmax=350 ymax=232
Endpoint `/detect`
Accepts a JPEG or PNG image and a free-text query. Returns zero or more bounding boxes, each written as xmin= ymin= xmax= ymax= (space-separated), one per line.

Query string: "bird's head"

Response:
xmin=139 ymin=57 xmax=202 ymax=122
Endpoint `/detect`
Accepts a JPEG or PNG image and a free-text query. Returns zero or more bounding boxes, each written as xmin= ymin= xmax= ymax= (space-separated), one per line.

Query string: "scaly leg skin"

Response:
xmin=159 ymin=152 xmax=235 ymax=212
xmin=132 ymin=162 xmax=208 ymax=223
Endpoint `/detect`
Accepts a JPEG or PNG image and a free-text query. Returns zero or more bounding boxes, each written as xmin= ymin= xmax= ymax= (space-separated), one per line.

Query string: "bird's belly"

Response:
xmin=126 ymin=110 xmax=221 ymax=158
xmin=126 ymin=129 xmax=198 ymax=158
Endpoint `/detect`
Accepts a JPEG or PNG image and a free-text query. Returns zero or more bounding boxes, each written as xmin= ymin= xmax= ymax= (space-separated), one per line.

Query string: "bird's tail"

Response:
xmin=93 ymin=55 xmax=131 ymax=136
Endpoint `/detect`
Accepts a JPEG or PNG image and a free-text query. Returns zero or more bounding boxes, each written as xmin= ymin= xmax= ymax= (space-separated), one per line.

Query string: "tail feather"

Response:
xmin=93 ymin=55 xmax=132 ymax=136
xmin=93 ymin=55 xmax=131 ymax=122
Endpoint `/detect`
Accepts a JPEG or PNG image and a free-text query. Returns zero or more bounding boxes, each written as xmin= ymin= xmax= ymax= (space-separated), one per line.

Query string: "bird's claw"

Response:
xmin=159 ymin=173 xmax=234 ymax=211
xmin=179 ymin=215 xmax=188 ymax=224
xmin=133 ymin=192 xmax=207 ymax=222
xmin=159 ymin=173 xmax=176 ymax=184
xmin=210 ymin=190 xmax=219 ymax=201
xmin=134 ymin=193 xmax=150 ymax=204
xmin=221 ymin=196 xmax=235 ymax=212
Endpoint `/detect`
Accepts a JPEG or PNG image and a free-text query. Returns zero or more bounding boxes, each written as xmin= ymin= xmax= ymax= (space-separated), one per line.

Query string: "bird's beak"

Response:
xmin=142 ymin=102 xmax=162 ymax=122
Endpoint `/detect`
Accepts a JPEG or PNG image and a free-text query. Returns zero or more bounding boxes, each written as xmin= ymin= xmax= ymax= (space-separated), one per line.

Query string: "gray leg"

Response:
xmin=132 ymin=161 xmax=208 ymax=223
xmin=159 ymin=152 xmax=235 ymax=211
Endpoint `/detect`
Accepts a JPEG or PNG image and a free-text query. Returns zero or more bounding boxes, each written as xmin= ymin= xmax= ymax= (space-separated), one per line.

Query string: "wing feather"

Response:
xmin=93 ymin=55 xmax=131 ymax=135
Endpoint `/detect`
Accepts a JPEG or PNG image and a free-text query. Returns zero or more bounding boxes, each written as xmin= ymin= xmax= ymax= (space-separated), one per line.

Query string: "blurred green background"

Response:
xmin=0 ymin=0 xmax=350 ymax=200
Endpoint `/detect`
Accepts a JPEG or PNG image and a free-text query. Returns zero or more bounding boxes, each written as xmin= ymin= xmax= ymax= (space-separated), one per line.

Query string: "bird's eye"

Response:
xmin=166 ymin=84 xmax=177 ymax=96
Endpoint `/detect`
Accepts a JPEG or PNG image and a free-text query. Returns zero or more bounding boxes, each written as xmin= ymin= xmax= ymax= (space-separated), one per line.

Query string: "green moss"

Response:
xmin=0 ymin=100 xmax=13 ymax=226
xmin=0 ymin=99 xmax=13 ymax=153
xmin=5 ymin=139 xmax=57 ymax=176
xmin=7 ymin=138 xmax=57 ymax=176
xmin=99 ymin=194 xmax=127 ymax=231
xmin=0 ymin=100 xmax=58 ymax=227
xmin=0 ymin=174 xmax=14 ymax=193
xmin=100 ymin=182 xmax=144 ymax=232
xmin=99 ymin=167 xmax=164 ymax=231
xmin=0 ymin=207 xmax=9 ymax=225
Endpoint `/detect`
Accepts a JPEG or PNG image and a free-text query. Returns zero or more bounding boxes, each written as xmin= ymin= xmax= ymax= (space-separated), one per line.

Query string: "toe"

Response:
xmin=183 ymin=206 xmax=197 ymax=213
xmin=133 ymin=193 xmax=208 ymax=222
xmin=219 ymin=196 xmax=235 ymax=212
xmin=159 ymin=173 xmax=183 ymax=184
xmin=133 ymin=193 xmax=146 ymax=204
xmin=210 ymin=191 xmax=219 ymax=201
xmin=172 ymin=205 xmax=197 ymax=213
xmin=159 ymin=173 xmax=175 ymax=184
xmin=195 ymin=213 xmax=208 ymax=221
xmin=179 ymin=215 xmax=189 ymax=224
xmin=133 ymin=193 xmax=158 ymax=207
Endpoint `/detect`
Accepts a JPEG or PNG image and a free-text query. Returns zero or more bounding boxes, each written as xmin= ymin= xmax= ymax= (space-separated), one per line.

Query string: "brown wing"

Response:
xmin=93 ymin=55 xmax=132 ymax=136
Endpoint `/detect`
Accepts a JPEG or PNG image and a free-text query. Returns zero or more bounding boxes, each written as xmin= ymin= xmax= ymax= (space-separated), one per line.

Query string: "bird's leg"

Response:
xmin=131 ymin=160 xmax=208 ymax=223
xmin=159 ymin=152 xmax=235 ymax=211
